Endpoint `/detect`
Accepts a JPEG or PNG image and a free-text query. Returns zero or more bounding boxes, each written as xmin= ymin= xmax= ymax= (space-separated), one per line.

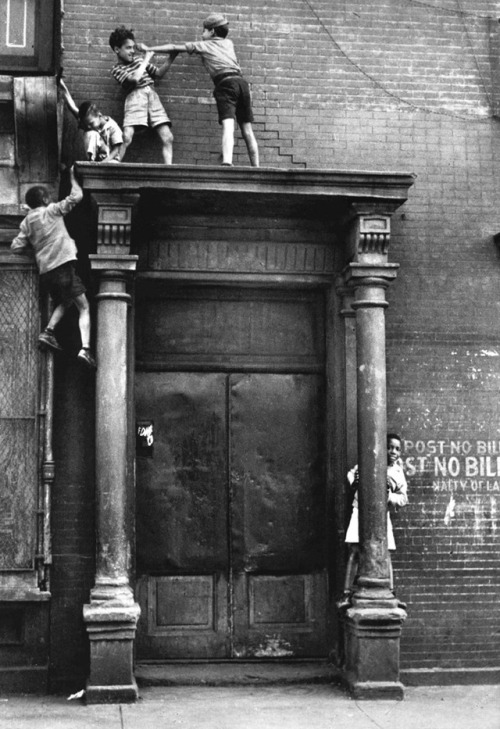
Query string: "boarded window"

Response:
xmin=0 ymin=267 xmax=39 ymax=570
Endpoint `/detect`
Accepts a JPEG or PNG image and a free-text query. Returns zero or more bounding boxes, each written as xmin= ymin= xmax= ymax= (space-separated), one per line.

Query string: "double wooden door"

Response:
xmin=135 ymin=287 xmax=329 ymax=660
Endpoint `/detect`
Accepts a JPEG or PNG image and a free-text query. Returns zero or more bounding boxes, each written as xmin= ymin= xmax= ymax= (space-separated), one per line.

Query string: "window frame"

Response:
xmin=0 ymin=0 xmax=55 ymax=74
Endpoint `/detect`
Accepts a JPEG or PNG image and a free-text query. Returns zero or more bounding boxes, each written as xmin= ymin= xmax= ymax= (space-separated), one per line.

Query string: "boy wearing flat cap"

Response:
xmin=138 ymin=13 xmax=259 ymax=167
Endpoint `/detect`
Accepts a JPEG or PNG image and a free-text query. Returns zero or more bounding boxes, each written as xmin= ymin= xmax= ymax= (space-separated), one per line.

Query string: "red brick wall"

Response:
xmin=54 ymin=0 xmax=500 ymax=680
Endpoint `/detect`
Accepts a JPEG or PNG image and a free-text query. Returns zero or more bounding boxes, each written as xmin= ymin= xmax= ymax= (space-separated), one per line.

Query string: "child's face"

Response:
xmin=202 ymin=27 xmax=215 ymax=40
xmin=387 ymin=438 xmax=401 ymax=465
xmin=115 ymin=38 xmax=135 ymax=64
xmin=83 ymin=112 xmax=104 ymax=132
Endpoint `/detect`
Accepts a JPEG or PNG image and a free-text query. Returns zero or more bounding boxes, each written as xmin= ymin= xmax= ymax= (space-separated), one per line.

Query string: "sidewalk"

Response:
xmin=1 ymin=683 xmax=498 ymax=729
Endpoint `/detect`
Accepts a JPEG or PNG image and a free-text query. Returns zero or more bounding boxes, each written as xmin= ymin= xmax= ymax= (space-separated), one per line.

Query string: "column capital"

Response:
xmin=89 ymin=254 xmax=139 ymax=272
xmin=342 ymin=262 xmax=399 ymax=311
xmin=345 ymin=202 xmax=400 ymax=265
xmin=89 ymin=192 xmax=140 ymax=256
xmin=343 ymin=262 xmax=400 ymax=286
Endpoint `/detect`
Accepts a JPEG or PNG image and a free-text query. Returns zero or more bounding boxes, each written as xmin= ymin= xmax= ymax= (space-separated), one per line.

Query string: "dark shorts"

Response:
xmin=213 ymin=76 xmax=254 ymax=125
xmin=40 ymin=261 xmax=86 ymax=306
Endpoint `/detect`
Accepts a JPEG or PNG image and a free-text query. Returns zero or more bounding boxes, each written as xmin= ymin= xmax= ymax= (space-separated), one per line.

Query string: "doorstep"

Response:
xmin=135 ymin=660 xmax=339 ymax=687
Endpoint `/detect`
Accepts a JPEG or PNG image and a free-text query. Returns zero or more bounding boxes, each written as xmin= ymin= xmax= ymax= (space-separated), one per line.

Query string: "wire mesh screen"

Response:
xmin=0 ymin=267 xmax=39 ymax=570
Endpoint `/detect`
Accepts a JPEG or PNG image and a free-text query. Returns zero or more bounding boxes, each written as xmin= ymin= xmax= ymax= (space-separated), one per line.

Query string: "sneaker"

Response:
xmin=38 ymin=330 xmax=63 ymax=352
xmin=77 ymin=348 xmax=97 ymax=370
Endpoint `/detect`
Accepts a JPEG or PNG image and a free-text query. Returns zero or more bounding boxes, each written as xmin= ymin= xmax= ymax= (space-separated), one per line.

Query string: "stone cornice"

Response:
xmin=76 ymin=163 xmax=415 ymax=204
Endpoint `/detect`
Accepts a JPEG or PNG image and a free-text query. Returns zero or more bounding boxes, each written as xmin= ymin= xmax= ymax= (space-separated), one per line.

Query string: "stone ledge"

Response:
xmin=76 ymin=162 xmax=415 ymax=205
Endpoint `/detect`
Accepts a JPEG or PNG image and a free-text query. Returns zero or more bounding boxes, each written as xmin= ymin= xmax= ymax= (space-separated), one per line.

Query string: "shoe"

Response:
xmin=77 ymin=348 xmax=97 ymax=370
xmin=336 ymin=591 xmax=352 ymax=611
xmin=38 ymin=330 xmax=63 ymax=352
xmin=221 ymin=162 xmax=233 ymax=166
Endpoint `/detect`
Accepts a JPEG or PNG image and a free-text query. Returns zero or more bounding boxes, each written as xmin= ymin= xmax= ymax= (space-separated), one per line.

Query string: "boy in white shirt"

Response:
xmin=343 ymin=433 xmax=408 ymax=598
xmin=11 ymin=167 xmax=96 ymax=369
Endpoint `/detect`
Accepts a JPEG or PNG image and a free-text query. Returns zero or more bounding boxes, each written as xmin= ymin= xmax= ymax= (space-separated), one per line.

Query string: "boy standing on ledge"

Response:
xmin=110 ymin=25 xmax=178 ymax=164
xmin=139 ymin=13 xmax=259 ymax=167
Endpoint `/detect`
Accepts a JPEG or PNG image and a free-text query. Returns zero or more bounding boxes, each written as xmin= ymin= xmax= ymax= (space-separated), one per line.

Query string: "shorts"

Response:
xmin=83 ymin=130 xmax=109 ymax=162
xmin=123 ymin=86 xmax=170 ymax=128
xmin=41 ymin=261 xmax=86 ymax=306
xmin=213 ymin=76 xmax=254 ymax=125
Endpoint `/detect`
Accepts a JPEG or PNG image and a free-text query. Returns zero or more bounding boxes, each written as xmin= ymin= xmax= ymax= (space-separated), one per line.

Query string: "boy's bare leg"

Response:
xmin=83 ymin=130 xmax=100 ymax=161
xmin=240 ymin=122 xmax=259 ymax=167
xmin=156 ymin=124 xmax=173 ymax=164
xmin=39 ymin=302 xmax=68 ymax=351
xmin=119 ymin=126 xmax=135 ymax=162
xmin=47 ymin=303 xmax=68 ymax=331
xmin=74 ymin=293 xmax=91 ymax=349
xmin=74 ymin=293 xmax=96 ymax=368
xmin=344 ymin=545 xmax=359 ymax=593
xmin=221 ymin=118 xmax=235 ymax=165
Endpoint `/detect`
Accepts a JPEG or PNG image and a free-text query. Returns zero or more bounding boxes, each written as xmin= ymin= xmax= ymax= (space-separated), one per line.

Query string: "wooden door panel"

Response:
xmin=229 ymin=374 xmax=328 ymax=657
xmin=135 ymin=372 xmax=230 ymax=658
xmin=233 ymin=572 xmax=328 ymax=658
xmin=229 ymin=374 xmax=325 ymax=573
xmin=136 ymin=573 xmax=229 ymax=659
xmin=135 ymin=372 xmax=228 ymax=573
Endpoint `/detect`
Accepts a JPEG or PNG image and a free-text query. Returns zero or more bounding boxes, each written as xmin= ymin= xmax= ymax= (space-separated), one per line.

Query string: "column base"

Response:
xmin=85 ymin=679 xmax=139 ymax=704
xmin=341 ymin=604 xmax=407 ymax=700
xmin=83 ymin=598 xmax=141 ymax=704
xmin=343 ymin=678 xmax=405 ymax=700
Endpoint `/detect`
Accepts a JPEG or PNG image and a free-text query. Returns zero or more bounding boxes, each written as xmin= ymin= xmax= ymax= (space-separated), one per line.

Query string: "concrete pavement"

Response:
xmin=0 ymin=683 xmax=499 ymax=729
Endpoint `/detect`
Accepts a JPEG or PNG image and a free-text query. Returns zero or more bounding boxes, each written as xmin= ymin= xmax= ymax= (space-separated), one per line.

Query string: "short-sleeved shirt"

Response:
xmin=97 ymin=116 xmax=123 ymax=149
xmin=11 ymin=186 xmax=83 ymax=274
xmin=185 ymin=38 xmax=241 ymax=81
xmin=112 ymin=59 xmax=158 ymax=93
xmin=85 ymin=116 xmax=123 ymax=160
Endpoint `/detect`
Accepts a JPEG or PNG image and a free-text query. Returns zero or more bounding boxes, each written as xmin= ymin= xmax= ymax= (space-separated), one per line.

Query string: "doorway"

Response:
xmin=135 ymin=285 xmax=330 ymax=660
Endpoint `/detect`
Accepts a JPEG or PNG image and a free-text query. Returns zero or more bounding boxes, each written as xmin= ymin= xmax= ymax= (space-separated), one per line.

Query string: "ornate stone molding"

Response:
xmin=346 ymin=202 xmax=401 ymax=264
xmin=90 ymin=193 xmax=140 ymax=256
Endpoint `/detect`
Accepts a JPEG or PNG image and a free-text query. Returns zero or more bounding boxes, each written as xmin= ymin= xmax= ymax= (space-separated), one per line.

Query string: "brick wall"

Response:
xmin=54 ymin=0 xmax=500 ymax=679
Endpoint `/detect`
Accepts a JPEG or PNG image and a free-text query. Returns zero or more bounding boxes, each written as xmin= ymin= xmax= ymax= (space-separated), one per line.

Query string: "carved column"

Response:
xmin=340 ymin=205 xmax=406 ymax=699
xmin=83 ymin=192 xmax=140 ymax=703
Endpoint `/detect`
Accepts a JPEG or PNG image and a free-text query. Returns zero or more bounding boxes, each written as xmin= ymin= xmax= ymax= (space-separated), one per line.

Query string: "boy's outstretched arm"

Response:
xmin=59 ymin=79 xmax=79 ymax=119
xmin=56 ymin=165 xmax=83 ymax=216
xmin=154 ymin=50 xmax=180 ymax=79
xmin=137 ymin=42 xmax=188 ymax=54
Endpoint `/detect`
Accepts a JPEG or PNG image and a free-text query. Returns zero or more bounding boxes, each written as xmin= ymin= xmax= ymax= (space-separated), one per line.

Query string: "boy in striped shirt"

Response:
xmin=109 ymin=25 xmax=177 ymax=164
